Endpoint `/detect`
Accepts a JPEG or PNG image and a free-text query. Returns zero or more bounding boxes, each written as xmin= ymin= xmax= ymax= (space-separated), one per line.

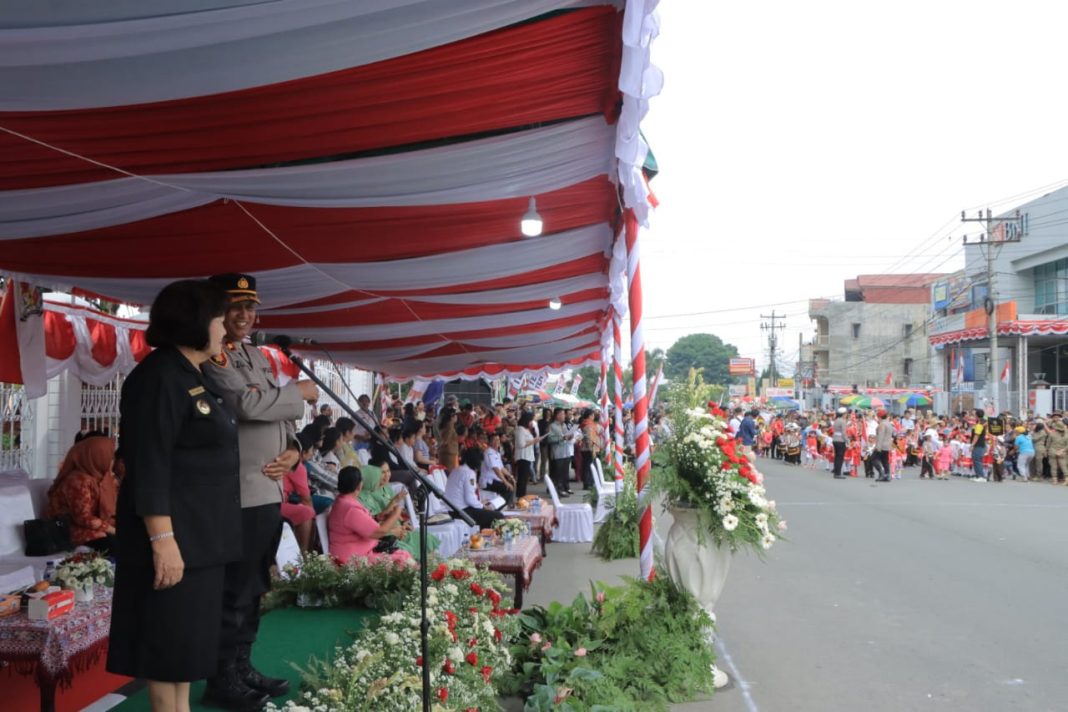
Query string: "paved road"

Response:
xmin=694 ymin=459 xmax=1068 ymax=712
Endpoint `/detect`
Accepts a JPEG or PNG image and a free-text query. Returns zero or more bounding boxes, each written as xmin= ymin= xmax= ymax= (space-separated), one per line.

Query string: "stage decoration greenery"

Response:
xmin=270 ymin=559 xmax=520 ymax=712
xmin=590 ymin=467 xmax=640 ymax=561
xmin=650 ymin=370 xmax=786 ymax=554
xmin=268 ymin=553 xmax=419 ymax=611
xmin=503 ymin=572 xmax=716 ymax=711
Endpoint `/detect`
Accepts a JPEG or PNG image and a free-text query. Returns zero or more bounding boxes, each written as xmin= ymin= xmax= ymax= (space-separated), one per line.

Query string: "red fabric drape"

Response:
xmin=0 ymin=286 xmax=22 ymax=383
xmin=0 ymin=8 xmax=622 ymax=190
xmin=0 ymin=177 xmax=615 ymax=278
xmin=44 ymin=311 xmax=77 ymax=361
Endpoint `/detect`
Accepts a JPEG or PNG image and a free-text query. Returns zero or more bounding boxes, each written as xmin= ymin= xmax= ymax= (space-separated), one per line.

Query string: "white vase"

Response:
xmin=74 ymin=584 xmax=94 ymax=603
xmin=664 ymin=506 xmax=731 ymax=689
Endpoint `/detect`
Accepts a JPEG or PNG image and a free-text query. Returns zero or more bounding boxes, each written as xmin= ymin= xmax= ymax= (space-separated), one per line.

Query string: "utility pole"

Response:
xmin=760 ymin=310 xmax=786 ymax=388
xmin=961 ymin=208 xmax=1026 ymax=415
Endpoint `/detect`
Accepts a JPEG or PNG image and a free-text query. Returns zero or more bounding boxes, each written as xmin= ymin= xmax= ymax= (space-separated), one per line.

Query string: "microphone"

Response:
xmin=269 ymin=334 xmax=293 ymax=352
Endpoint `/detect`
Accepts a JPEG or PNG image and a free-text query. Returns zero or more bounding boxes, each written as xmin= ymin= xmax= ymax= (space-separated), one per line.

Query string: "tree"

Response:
xmin=664 ymin=333 xmax=739 ymax=385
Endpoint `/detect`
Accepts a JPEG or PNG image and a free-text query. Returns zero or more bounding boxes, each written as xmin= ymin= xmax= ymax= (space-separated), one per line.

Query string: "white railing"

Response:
xmin=0 ymin=383 xmax=33 ymax=472
xmin=80 ymin=373 xmax=123 ymax=437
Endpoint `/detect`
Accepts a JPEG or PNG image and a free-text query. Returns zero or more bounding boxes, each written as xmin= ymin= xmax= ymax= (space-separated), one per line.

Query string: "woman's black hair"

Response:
xmin=300 ymin=422 xmax=325 ymax=444
xmin=145 ymin=280 xmax=228 ymax=350
xmin=335 ymin=417 xmax=356 ymax=435
xmin=389 ymin=427 xmax=403 ymax=444
xmin=337 ymin=466 xmax=363 ymax=494
xmin=518 ymin=411 xmax=535 ymax=429
xmin=320 ymin=427 xmax=341 ymax=454
xmin=403 ymin=403 xmax=415 ymax=418
xmin=461 ymin=446 xmax=484 ymax=470
xmin=370 ymin=438 xmax=390 ymax=465
xmin=402 ymin=422 xmax=422 ymax=439
xmin=312 ymin=415 xmax=332 ymax=431
xmin=454 ymin=422 xmax=467 ymax=438
xmin=296 ymin=430 xmax=318 ymax=454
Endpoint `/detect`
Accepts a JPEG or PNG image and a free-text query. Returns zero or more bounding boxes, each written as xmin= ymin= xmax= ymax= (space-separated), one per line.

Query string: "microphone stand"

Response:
xmin=273 ymin=339 xmax=475 ymax=712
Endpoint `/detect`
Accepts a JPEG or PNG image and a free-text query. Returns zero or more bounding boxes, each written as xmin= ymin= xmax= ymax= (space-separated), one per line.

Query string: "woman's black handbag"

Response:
xmin=373 ymin=535 xmax=399 ymax=554
xmin=23 ymin=516 xmax=72 ymax=556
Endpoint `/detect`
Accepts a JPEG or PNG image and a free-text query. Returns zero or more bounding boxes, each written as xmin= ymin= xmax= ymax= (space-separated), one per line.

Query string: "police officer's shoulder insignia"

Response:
xmin=210 ymin=351 xmax=228 ymax=367
xmin=195 ymin=398 xmax=212 ymax=415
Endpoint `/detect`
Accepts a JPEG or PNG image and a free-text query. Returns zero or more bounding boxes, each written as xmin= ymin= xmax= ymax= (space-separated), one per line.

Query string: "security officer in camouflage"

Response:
xmin=200 ymin=274 xmax=319 ymax=711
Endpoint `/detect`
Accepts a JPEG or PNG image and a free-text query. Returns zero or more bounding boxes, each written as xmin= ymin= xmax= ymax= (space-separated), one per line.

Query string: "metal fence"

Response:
xmin=0 ymin=382 xmax=33 ymax=472
xmin=80 ymin=373 xmax=124 ymax=437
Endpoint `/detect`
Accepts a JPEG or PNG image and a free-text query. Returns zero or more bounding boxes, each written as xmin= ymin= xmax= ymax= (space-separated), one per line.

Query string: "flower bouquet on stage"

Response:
xmin=651 ymin=371 xmax=785 ymax=687
xmin=54 ymin=551 xmax=114 ymax=602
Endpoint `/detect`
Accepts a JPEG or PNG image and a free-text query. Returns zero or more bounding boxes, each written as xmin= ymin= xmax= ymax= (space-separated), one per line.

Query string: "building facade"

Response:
xmin=807 ymin=273 xmax=948 ymax=389
xmin=928 ymin=185 xmax=1068 ymax=415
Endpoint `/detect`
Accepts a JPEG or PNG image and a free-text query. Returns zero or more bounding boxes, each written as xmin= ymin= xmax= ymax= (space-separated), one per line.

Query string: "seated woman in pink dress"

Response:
xmin=327 ymin=466 xmax=413 ymax=566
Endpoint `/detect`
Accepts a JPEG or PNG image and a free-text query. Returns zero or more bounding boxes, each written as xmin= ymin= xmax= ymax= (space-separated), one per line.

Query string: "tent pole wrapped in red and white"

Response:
xmin=0 ymin=0 xmax=660 ymax=384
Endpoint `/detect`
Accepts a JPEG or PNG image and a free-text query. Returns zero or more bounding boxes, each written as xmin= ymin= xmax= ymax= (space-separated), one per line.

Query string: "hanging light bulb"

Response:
xmin=548 ymin=296 xmax=563 ymax=310
xmin=520 ymin=196 xmax=543 ymax=237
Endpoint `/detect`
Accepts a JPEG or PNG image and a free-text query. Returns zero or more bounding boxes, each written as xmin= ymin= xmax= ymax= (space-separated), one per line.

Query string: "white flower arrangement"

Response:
xmin=652 ymin=374 xmax=786 ymax=555
xmin=494 ymin=518 xmax=527 ymax=539
xmin=54 ymin=552 xmax=114 ymax=590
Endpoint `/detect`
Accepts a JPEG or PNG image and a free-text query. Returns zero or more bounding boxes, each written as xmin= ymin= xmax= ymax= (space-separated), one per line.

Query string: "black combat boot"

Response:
xmin=202 ymin=658 xmax=271 ymax=711
xmin=236 ymin=643 xmax=290 ymax=698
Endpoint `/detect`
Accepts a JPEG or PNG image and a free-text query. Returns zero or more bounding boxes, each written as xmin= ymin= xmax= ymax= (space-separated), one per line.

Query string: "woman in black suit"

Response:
xmin=107 ymin=280 xmax=248 ymax=712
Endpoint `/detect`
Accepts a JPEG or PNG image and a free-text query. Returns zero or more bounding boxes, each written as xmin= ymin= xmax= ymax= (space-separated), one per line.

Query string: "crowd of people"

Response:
xmin=729 ymin=403 xmax=1068 ymax=484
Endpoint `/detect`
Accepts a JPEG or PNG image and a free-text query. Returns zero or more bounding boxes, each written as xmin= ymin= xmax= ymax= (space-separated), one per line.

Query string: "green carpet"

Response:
xmin=112 ymin=606 xmax=378 ymax=711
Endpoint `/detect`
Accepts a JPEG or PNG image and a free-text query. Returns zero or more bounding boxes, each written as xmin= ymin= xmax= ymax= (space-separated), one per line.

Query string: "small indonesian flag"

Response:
xmin=999 ymin=360 xmax=1011 ymax=384
xmin=885 ymin=371 xmax=892 ymax=386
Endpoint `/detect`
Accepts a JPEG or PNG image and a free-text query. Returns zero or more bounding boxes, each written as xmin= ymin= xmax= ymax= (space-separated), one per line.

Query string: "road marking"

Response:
xmin=715 ymin=636 xmax=760 ymax=712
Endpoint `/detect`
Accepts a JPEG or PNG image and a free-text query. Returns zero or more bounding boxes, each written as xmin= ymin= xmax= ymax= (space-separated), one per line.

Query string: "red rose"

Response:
xmin=487 ymin=589 xmax=502 ymax=608
xmin=493 ymin=628 xmax=502 ymax=642
xmin=450 ymin=569 xmax=471 ymax=580
xmin=466 ymin=651 xmax=478 ymax=666
xmin=468 ymin=637 xmax=478 ymax=648
xmin=443 ymin=659 xmax=455 ymax=674
xmin=470 ymin=582 xmax=484 ymax=596
xmin=481 ymin=665 xmax=493 ymax=684
xmin=438 ymin=687 xmax=449 ymax=702
xmin=431 ymin=564 xmax=447 ymax=582
xmin=445 ymin=610 xmax=458 ymax=629
xmin=468 ymin=607 xmax=479 ymax=614
xmin=416 ymin=656 xmax=423 ymax=667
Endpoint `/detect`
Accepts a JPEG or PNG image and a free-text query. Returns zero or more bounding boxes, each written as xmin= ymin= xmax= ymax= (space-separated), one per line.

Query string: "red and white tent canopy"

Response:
xmin=0 ymin=0 xmax=660 ymax=381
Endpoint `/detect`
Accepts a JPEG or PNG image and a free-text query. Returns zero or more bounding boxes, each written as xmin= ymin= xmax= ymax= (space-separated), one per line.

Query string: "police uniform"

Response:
xmin=108 ymin=346 xmax=241 ymax=682
xmin=199 ymin=274 xmax=305 ymax=703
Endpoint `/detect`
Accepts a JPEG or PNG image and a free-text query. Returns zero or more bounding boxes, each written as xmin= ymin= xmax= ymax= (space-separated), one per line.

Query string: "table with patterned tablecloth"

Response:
xmin=463 ymin=535 xmax=543 ymax=609
xmin=0 ymin=585 xmax=113 ymax=712
xmin=500 ymin=504 xmax=557 ymax=557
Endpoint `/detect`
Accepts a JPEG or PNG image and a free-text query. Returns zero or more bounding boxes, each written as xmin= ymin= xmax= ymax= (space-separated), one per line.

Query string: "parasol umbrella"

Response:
xmin=898 ymin=393 xmax=932 ymax=408
xmin=848 ymin=396 xmax=887 ymax=410
xmin=519 ymin=389 xmax=552 ymax=403
xmin=769 ymin=397 xmax=800 ymax=410
xmin=839 ymin=394 xmax=861 ymax=405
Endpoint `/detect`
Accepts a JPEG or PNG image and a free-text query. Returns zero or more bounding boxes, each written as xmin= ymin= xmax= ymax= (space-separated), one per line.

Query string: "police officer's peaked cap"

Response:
xmin=209 ymin=273 xmax=260 ymax=304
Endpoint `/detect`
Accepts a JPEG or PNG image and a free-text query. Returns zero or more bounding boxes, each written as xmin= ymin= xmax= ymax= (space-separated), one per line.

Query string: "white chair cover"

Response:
xmin=275 ymin=522 xmax=302 ymax=573
xmin=544 ymin=476 xmax=593 ymax=543
xmin=315 ymin=510 xmax=331 ymax=555
xmin=400 ymin=488 xmax=467 ymax=559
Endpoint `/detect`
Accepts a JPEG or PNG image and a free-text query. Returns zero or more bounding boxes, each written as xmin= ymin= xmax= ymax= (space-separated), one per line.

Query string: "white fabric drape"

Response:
xmin=0 ymin=0 xmax=619 ymax=110
xmin=0 ymin=118 xmax=614 ymax=239
xmin=617 ymin=0 xmax=662 ymax=226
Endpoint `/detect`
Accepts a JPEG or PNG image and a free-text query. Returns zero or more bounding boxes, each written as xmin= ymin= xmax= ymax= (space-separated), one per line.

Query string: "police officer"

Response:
xmin=200 ymin=274 xmax=319 ymax=711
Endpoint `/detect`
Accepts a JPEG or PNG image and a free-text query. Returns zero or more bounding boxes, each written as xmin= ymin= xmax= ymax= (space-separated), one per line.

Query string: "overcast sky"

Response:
xmin=639 ymin=0 xmax=1068 ymax=372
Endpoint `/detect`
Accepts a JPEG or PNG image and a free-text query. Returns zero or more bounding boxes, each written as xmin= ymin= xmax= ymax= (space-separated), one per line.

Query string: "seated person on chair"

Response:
xmin=281 ymin=437 xmax=317 ymax=553
xmin=359 ymin=460 xmax=438 ymax=562
xmin=46 ymin=435 xmax=119 ymax=552
xmin=328 ymin=467 xmax=413 ymax=566
xmin=445 ymin=446 xmax=504 ymax=529
xmin=298 ymin=430 xmax=337 ymax=503
xmin=478 ymin=433 xmax=515 ymax=507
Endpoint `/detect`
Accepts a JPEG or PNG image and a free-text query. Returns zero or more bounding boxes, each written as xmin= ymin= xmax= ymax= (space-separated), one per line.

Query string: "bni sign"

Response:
xmin=728 ymin=358 xmax=756 ymax=376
